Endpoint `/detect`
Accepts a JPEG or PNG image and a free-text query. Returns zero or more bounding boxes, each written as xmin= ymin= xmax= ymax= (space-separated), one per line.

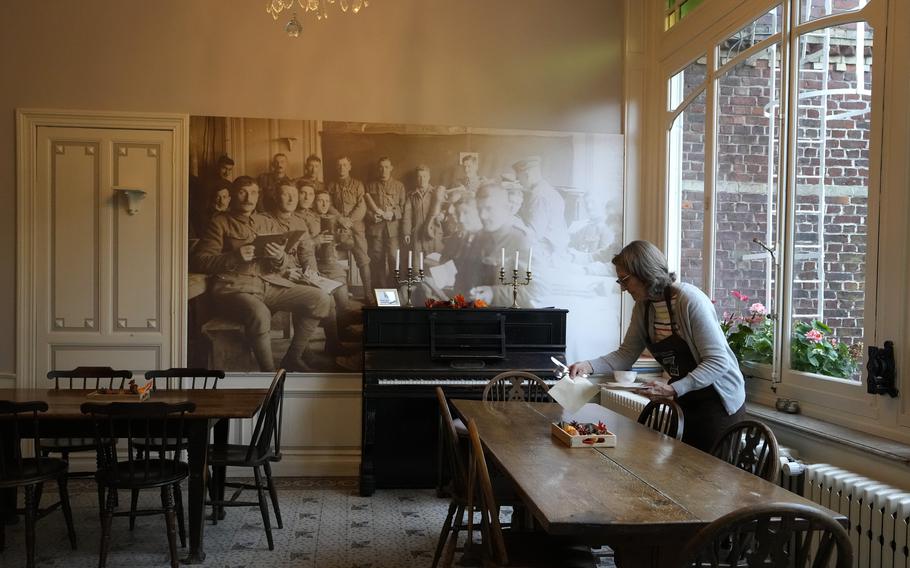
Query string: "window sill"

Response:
xmin=746 ymin=402 xmax=910 ymax=468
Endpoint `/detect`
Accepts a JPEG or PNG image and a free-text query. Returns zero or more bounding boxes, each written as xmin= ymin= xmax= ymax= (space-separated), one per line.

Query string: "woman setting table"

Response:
xmin=568 ymin=240 xmax=746 ymax=452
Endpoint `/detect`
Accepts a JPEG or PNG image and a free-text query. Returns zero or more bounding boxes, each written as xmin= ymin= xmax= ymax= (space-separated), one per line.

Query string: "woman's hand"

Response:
xmin=568 ymin=360 xmax=593 ymax=379
xmin=642 ymin=381 xmax=676 ymax=402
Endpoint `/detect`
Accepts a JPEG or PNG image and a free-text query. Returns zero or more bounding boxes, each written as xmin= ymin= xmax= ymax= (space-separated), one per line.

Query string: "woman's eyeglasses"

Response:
xmin=616 ymin=274 xmax=632 ymax=287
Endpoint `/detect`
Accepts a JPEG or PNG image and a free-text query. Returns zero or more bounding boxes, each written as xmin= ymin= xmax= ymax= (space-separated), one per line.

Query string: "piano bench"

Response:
xmin=201 ymin=317 xmax=257 ymax=371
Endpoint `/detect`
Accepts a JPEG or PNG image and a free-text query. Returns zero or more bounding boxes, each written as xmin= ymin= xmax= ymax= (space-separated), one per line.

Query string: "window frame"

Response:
xmin=659 ymin=0 xmax=897 ymax=434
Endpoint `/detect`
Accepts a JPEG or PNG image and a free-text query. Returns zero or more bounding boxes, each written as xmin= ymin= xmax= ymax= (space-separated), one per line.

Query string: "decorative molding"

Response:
xmin=112 ymin=142 xmax=162 ymax=332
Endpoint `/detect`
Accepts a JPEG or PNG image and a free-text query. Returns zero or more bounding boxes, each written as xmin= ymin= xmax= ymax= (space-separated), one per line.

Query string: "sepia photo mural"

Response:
xmin=188 ymin=116 xmax=624 ymax=373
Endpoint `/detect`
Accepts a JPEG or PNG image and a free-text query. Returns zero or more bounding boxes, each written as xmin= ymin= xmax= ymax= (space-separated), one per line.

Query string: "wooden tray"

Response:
xmin=86 ymin=390 xmax=150 ymax=402
xmin=551 ymin=423 xmax=616 ymax=448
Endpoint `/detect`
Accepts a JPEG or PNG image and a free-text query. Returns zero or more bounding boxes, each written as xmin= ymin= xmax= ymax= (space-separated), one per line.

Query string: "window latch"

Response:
xmin=866 ymin=341 xmax=898 ymax=398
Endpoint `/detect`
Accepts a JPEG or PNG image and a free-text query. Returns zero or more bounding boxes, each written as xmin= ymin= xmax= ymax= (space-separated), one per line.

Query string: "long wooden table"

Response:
xmin=452 ymin=400 xmax=845 ymax=567
xmin=0 ymin=388 xmax=269 ymax=564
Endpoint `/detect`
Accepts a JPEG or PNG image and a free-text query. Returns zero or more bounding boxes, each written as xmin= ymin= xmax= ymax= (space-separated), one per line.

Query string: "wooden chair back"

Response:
xmin=144 ymin=368 xmax=225 ymax=391
xmin=435 ymin=387 xmax=467 ymax=497
xmin=246 ymin=369 xmax=287 ymax=463
xmin=80 ymin=401 xmax=196 ymax=484
xmin=637 ymin=400 xmax=685 ymax=440
xmin=679 ymin=502 xmax=852 ymax=568
xmin=47 ymin=366 xmax=132 ymax=390
xmin=0 ymin=400 xmax=49 ymax=479
xmin=710 ymin=419 xmax=780 ymax=482
xmin=482 ymin=371 xmax=551 ymax=403
xmin=465 ymin=418 xmax=509 ymax=566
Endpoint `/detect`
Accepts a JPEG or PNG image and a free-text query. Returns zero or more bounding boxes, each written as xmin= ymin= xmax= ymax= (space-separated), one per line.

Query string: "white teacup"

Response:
xmin=613 ymin=370 xmax=638 ymax=384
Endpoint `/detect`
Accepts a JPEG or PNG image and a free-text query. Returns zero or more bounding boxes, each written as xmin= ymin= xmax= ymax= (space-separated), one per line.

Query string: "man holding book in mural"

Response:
xmin=190 ymin=176 xmax=331 ymax=372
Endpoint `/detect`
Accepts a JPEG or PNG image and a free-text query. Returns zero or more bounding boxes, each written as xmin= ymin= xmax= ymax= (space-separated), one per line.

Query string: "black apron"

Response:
xmin=645 ymin=286 xmax=745 ymax=452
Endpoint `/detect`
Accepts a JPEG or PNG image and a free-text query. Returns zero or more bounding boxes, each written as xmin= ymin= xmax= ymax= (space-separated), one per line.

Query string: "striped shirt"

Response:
xmin=651 ymin=297 xmax=679 ymax=343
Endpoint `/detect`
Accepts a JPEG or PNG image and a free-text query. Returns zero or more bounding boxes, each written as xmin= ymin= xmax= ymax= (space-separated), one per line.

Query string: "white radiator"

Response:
xmin=599 ymin=387 xmax=648 ymax=421
xmin=598 ymin=392 xmax=910 ymax=567
xmin=799 ymin=463 xmax=910 ymax=568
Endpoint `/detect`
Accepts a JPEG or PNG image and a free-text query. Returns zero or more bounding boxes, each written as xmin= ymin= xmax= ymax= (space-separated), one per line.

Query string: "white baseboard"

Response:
xmin=0 ymin=372 xmax=15 ymax=388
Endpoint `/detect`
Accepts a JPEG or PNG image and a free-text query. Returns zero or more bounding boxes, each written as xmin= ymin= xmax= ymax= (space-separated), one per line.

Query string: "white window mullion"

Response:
xmin=777 ymin=0 xmax=801 ymax=387
xmin=703 ymin=47 xmax=717 ymax=295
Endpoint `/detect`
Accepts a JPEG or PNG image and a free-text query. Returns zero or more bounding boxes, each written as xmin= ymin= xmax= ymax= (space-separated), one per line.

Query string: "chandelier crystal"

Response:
xmin=267 ymin=0 xmax=370 ymax=37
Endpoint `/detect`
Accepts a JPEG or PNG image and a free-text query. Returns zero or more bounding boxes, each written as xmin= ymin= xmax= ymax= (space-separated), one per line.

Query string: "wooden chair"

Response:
xmin=0 ymin=401 xmax=77 ymax=568
xmin=437 ymin=371 xmax=552 ymax=494
xmin=482 ymin=371 xmax=552 ymax=403
xmin=678 ymin=502 xmax=852 ymax=568
xmin=128 ymin=368 xmax=225 ymax=538
xmin=462 ymin=418 xmax=597 ymax=568
xmin=43 ymin=366 xmax=132 ymax=478
xmin=710 ymin=420 xmax=780 ymax=483
xmin=637 ymin=400 xmax=685 ymax=440
xmin=207 ymin=369 xmax=286 ymax=550
xmin=81 ymin=401 xmax=197 ymax=568
xmin=432 ymin=387 xmax=473 ymax=568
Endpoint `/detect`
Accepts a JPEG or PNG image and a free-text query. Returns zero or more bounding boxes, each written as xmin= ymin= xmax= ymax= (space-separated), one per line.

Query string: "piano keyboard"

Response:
xmin=376 ymin=378 xmax=560 ymax=386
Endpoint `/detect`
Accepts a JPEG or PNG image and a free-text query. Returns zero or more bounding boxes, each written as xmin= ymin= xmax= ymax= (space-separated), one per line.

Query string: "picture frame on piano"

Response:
xmin=374 ymin=288 xmax=401 ymax=307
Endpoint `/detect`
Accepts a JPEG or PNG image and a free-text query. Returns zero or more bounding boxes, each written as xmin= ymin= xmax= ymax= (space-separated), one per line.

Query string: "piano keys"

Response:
xmin=360 ymin=306 xmax=568 ymax=495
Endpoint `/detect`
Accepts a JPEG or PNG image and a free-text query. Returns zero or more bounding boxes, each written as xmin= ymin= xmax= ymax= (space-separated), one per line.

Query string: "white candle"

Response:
xmin=501 ymin=248 xmax=506 ymax=269
xmin=419 ymin=251 xmax=424 ymax=270
xmin=408 ymin=250 xmax=413 ymax=269
xmin=514 ymin=250 xmax=519 ymax=271
xmin=395 ymin=249 xmax=400 ymax=271
xmin=528 ymin=248 xmax=533 ymax=273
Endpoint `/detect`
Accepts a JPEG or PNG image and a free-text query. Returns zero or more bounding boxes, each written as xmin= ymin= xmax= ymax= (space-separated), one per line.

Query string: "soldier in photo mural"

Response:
xmin=402 ymin=164 xmax=444 ymax=257
xmin=462 ymin=182 xmax=534 ymax=307
xmin=297 ymin=154 xmax=325 ymax=194
xmin=190 ymin=176 xmax=331 ymax=372
xmin=364 ymin=157 xmax=405 ymax=289
xmin=328 ymin=156 xmax=372 ymax=302
xmin=513 ymin=156 xmax=568 ymax=251
xmin=257 ymin=153 xmax=293 ymax=213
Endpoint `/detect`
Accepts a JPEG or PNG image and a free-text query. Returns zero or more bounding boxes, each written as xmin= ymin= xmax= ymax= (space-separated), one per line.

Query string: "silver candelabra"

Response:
xmin=393 ymin=267 xmax=424 ymax=307
xmin=499 ymin=267 xmax=532 ymax=309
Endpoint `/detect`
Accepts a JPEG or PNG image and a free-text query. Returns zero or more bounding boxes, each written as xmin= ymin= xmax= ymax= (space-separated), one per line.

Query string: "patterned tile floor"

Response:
xmin=1 ymin=478 xmax=614 ymax=567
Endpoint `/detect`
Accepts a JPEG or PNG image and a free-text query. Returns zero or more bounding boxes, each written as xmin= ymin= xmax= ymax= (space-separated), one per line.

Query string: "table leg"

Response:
xmin=182 ymin=419 xmax=212 ymax=564
xmin=612 ymin=537 xmax=689 ymax=568
xmin=212 ymin=418 xmax=229 ymax=521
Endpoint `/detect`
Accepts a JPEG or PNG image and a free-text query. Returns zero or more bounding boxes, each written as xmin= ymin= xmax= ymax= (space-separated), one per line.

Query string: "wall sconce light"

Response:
xmin=114 ymin=187 xmax=147 ymax=215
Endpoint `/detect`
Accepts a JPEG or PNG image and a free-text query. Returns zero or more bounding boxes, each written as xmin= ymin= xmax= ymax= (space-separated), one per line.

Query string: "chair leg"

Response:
xmin=161 ymin=485 xmax=179 ymax=568
xmin=58 ymin=476 xmax=78 ymax=550
xmin=99 ymin=488 xmax=116 ymax=568
xmin=252 ymin=466 xmax=274 ymax=550
xmin=174 ymin=483 xmax=186 ymax=548
xmin=432 ymin=501 xmax=458 ymax=568
xmin=96 ymin=484 xmax=106 ymax=521
xmin=263 ymin=461 xmax=283 ymax=529
xmin=24 ymin=484 xmax=38 ymax=568
xmin=129 ymin=489 xmax=140 ymax=530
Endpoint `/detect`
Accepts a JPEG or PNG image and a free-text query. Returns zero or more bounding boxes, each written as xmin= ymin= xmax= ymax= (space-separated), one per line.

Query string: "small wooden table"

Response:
xmin=0 ymin=388 xmax=269 ymax=564
xmin=452 ymin=400 xmax=845 ymax=567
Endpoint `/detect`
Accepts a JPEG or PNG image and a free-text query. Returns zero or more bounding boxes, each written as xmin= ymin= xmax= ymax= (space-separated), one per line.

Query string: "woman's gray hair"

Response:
xmin=612 ymin=240 xmax=677 ymax=298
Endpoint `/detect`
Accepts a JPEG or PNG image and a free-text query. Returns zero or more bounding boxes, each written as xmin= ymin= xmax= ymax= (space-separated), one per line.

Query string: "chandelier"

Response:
xmin=267 ymin=0 xmax=370 ymax=38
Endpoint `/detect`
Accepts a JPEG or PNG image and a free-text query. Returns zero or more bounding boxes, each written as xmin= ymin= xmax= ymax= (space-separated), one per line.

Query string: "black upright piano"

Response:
xmin=360 ymin=306 xmax=568 ymax=496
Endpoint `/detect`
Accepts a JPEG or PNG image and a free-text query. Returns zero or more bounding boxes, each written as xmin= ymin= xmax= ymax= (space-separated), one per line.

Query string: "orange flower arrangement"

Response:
xmin=424 ymin=294 xmax=488 ymax=309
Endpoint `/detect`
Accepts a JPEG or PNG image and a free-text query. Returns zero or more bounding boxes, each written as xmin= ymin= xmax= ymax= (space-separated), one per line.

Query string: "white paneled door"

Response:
xmin=30 ymin=124 xmax=177 ymax=379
